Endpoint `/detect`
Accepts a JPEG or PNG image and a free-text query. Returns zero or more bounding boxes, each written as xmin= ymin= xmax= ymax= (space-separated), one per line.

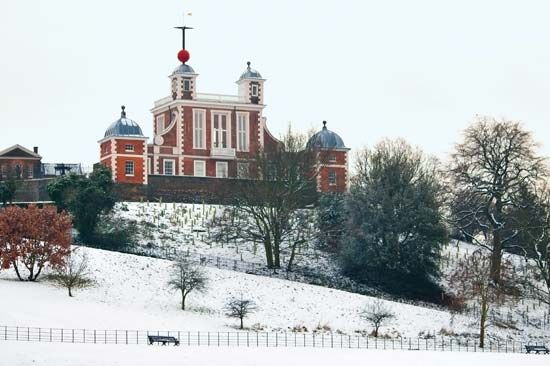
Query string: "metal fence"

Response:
xmin=0 ymin=325 xmax=545 ymax=353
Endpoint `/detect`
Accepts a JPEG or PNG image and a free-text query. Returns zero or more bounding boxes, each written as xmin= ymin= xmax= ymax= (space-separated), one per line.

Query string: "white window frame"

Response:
xmin=211 ymin=111 xmax=231 ymax=149
xmin=194 ymin=160 xmax=206 ymax=177
xmin=125 ymin=144 xmax=134 ymax=152
xmin=147 ymin=158 xmax=152 ymax=175
xmin=183 ymin=79 xmax=191 ymax=91
xmin=156 ymin=114 xmax=165 ymax=134
xmin=163 ymin=159 xmax=175 ymax=176
xmin=328 ymin=171 xmax=337 ymax=185
xmin=236 ymin=112 xmax=249 ymax=152
xmin=216 ymin=161 xmax=228 ymax=178
xmin=125 ymin=161 xmax=135 ymax=176
xmin=328 ymin=154 xmax=337 ymax=163
xmin=28 ymin=168 xmax=33 ymax=179
xmin=251 ymin=84 xmax=259 ymax=97
xmin=193 ymin=109 xmax=206 ymax=149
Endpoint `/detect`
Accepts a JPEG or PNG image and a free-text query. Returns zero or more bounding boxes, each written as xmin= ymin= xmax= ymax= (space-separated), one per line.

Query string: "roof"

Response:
xmin=104 ymin=106 xmax=144 ymax=138
xmin=306 ymin=121 xmax=348 ymax=150
xmin=0 ymin=144 xmax=41 ymax=159
xmin=173 ymin=63 xmax=196 ymax=75
xmin=239 ymin=61 xmax=262 ymax=80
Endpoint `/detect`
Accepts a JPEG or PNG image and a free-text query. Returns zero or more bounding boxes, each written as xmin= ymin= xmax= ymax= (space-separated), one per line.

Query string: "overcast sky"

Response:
xmin=1 ymin=0 xmax=549 ymax=166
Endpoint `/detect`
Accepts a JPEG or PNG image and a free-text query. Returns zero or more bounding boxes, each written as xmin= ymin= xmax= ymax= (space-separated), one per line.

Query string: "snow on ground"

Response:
xmin=114 ymin=201 xmax=329 ymax=268
xmin=3 ymin=342 xmax=549 ymax=366
xmin=0 ymin=246 xmax=547 ymax=342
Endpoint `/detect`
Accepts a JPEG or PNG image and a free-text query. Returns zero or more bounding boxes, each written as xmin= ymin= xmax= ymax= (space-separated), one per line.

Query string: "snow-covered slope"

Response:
xmin=0 ymin=247 xmax=547 ymax=343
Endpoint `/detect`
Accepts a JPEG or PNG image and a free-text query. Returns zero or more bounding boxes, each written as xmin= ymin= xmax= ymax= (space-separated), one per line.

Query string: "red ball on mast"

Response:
xmin=177 ymin=49 xmax=190 ymax=63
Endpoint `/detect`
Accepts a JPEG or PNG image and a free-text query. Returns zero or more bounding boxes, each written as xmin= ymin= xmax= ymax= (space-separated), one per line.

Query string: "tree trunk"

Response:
xmin=181 ymin=293 xmax=186 ymax=310
xmin=12 ymin=261 xmax=23 ymax=281
xmin=240 ymin=317 xmax=244 ymax=330
xmin=68 ymin=286 xmax=73 ymax=297
xmin=286 ymin=242 xmax=298 ymax=272
xmin=374 ymin=325 xmax=379 ymax=338
xmin=490 ymin=231 xmax=502 ymax=284
xmin=263 ymin=239 xmax=274 ymax=268
xmin=479 ymin=298 xmax=488 ymax=348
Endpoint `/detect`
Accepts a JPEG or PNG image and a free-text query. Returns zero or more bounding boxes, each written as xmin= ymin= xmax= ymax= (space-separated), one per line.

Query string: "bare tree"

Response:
xmin=449 ymin=249 xmax=518 ymax=348
xmin=449 ymin=117 xmax=547 ymax=283
xmin=513 ymin=183 xmax=550 ymax=305
xmin=360 ymin=299 xmax=396 ymax=337
xmin=209 ymin=127 xmax=319 ymax=270
xmin=224 ymin=295 xmax=258 ymax=329
xmin=167 ymin=254 xmax=208 ymax=310
xmin=48 ymin=248 xmax=94 ymax=297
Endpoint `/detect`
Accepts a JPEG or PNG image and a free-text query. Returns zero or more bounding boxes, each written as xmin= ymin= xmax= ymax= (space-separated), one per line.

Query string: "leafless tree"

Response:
xmin=448 ymin=117 xmax=547 ymax=283
xmin=449 ymin=249 xmax=518 ymax=348
xmin=360 ymin=299 xmax=396 ymax=337
xmin=167 ymin=254 xmax=208 ymax=310
xmin=48 ymin=248 xmax=94 ymax=297
xmin=209 ymin=127 xmax=319 ymax=270
xmin=224 ymin=295 xmax=258 ymax=329
xmin=514 ymin=183 xmax=550 ymax=305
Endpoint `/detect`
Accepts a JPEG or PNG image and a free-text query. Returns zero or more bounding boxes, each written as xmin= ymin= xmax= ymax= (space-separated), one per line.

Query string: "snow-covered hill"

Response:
xmin=0 ymin=247 xmax=548 ymax=343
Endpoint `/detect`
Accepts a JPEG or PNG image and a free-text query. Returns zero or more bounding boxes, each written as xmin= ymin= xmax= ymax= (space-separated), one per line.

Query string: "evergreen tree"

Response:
xmin=316 ymin=193 xmax=347 ymax=251
xmin=340 ymin=139 xmax=447 ymax=300
xmin=47 ymin=165 xmax=116 ymax=241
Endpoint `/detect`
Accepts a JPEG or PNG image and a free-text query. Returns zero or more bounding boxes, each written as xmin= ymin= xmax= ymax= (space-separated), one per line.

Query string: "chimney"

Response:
xmin=33 ymin=146 xmax=38 ymax=154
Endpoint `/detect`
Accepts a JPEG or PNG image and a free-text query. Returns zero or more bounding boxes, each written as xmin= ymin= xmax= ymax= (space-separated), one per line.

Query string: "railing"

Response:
xmin=210 ymin=147 xmax=236 ymax=159
xmin=153 ymin=96 xmax=173 ymax=107
xmin=196 ymin=93 xmax=245 ymax=103
xmin=0 ymin=325 xmax=543 ymax=353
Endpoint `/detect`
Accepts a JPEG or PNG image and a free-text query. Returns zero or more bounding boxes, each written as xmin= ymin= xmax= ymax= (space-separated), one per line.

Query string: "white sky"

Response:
xmin=1 ymin=0 xmax=549 ymax=166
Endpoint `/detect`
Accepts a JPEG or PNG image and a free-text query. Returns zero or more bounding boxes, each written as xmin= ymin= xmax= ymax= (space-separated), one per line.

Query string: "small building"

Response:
xmin=306 ymin=122 xmax=350 ymax=193
xmin=0 ymin=144 xmax=42 ymax=180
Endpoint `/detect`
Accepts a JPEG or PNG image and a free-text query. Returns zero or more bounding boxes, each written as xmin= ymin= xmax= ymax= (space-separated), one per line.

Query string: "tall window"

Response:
xmin=213 ymin=113 xmax=228 ymax=148
xmin=194 ymin=160 xmax=206 ymax=177
xmin=156 ymin=114 xmax=165 ymax=134
xmin=193 ymin=109 xmax=206 ymax=149
xmin=148 ymin=158 xmax=152 ymax=175
xmin=328 ymin=171 xmax=337 ymax=185
xmin=164 ymin=160 xmax=174 ymax=176
xmin=237 ymin=113 xmax=249 ymax=152
xmin=251 ymin=84 xmax=259 ymax=97
xmin=216 ymin=162 xmax=228 ymax=178
xmin=125 ymin=161 xmax=134 ymax=176
xmin=183 ymin=79 xmax=191 ymax=91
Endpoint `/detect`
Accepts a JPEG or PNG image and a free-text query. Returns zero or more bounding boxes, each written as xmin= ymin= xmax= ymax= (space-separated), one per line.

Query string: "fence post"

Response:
xmin=126 ymin=330 xmax=128 ymax=345
xmin=16 ymin=326 xmax=18 ymax=341
xmin=247 ymin=332 xmax=250 ymax=347
xmin=94 ymin=330 xmax=96 ymax=344
xmin=4 ymin=326 xmax=6 ymax=340
xmin=27 ymin=327 xmax=29 ymax=341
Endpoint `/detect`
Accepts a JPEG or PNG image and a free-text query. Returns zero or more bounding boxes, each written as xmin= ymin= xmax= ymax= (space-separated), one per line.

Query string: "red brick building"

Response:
xmin=0 ymin=144 xmax=42 ymax=180
xmin=98 ymin=28 xmax=349 ymax=193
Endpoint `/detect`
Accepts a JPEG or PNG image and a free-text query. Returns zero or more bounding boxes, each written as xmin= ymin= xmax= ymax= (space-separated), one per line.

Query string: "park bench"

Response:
xmin=525 ymin=345 xmax=549 ymax=354
xmin=147 ymin=335 xmax=180 ymax=346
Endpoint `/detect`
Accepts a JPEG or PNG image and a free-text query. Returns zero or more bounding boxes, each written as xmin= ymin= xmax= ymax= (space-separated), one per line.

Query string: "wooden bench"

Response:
xmin=525 ymin=345 xmax=549 ymax=354
xmin=147 ymin=335 xmax=180 ymax=346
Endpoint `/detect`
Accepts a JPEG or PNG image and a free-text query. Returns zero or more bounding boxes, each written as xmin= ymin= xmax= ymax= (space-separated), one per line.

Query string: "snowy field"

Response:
xmin=3 ymin=342 xmax=548 ymax=366
xmin=0 ymin=246 xmax=548 ymax=343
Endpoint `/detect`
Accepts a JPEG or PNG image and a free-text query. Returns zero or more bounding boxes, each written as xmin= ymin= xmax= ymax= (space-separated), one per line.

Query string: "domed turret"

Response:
xmin=237 ymin=61 xmax=265 ymax=105
xmin=306 ymin=121 xmax=347 ymax=150
xmin=104 ymin=106 xmax=144 ymax=138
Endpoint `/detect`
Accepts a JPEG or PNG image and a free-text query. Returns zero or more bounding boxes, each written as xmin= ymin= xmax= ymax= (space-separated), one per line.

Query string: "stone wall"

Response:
xmin=12 ymin=175 xmax=318 ymax=205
